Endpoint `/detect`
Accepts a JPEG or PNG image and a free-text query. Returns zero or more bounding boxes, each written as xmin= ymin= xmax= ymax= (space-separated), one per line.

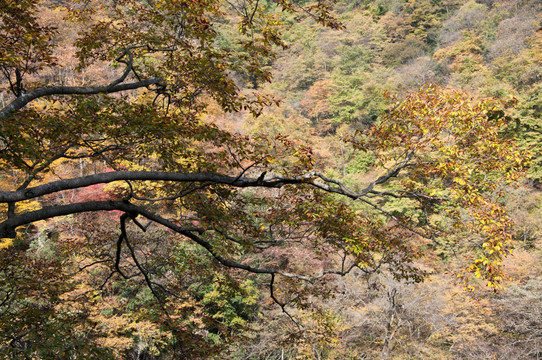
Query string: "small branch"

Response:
xmin=99 ymin=271 xmax=115 ymax=291
xmin=368 ymin=189 xmax=446 ymax=203
xmin=270 ymin=273 xmax=301 ymax=329
xmin=17 ymin=144 xmax=75 ymax=191
xmin=122 ymin=215 xmax=163 ymax=301
xmin=129 ymin=182 xmax=211 ymax=202
xmin=61 ymin=144 xmax=124 ymax=160
xmin=266 ymin=152 xmax=414 ymax=200
xmin=0 ymin=289 xmax=13 ymax=308
xmin=358 ymin=197 xmax=430 ymax=240
xmin=70 ymin=259 xmax=110 ymax=276
xmin=321 ymin=263 xmax=359 ymax=278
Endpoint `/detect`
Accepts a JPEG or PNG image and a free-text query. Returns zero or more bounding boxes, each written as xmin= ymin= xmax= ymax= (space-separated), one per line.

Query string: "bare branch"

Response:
xmin=121 ymin=213 xmax=163 ymax=301
xmin=368 ymin=189 xmax=446 ymax=203
xmin=358 ymin=197 xmax=429 ymax=239
xmin=270 ymin=273 xmax=302 ymax=329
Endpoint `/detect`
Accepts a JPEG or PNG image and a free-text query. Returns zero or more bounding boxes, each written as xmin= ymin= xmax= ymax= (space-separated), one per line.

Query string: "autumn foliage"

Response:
xmin=0 ymin=0 xmax=539 ymax=358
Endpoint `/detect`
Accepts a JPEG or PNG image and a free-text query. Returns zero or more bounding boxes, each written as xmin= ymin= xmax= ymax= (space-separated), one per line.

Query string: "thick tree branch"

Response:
xmin=0 ymin=78 xmax=162 ymax=119
xmin=0 ymin=162 xmax=413 ymax=204
xmin=0 ymin=171 xmax=284 ymax=203
xmin=0 ymin=201 xmax=137 ymax=238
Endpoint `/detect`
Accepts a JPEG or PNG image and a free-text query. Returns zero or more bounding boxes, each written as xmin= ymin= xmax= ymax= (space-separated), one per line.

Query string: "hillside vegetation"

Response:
xmin=0 ymin=0 xmax=541 ymax=359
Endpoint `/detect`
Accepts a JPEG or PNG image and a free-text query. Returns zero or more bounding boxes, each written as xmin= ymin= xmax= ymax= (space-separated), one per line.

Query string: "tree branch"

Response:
xmin=0 ymin=78 xmax=162 ymax=119
xmin=0 ymin=162 xmax=414 ymax=204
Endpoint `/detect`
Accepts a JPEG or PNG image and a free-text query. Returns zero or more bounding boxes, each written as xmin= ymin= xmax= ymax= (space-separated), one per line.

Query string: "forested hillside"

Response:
xmin=0 ymin=0 xmax=541 ymax=359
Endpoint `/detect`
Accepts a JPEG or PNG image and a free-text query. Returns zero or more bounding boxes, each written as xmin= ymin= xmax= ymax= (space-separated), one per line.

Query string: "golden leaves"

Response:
xmin=355 ymin=85 xmax=528 ymax=289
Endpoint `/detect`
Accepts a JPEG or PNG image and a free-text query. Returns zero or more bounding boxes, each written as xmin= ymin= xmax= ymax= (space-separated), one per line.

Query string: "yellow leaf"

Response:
xmin=0 ymin=238 xmax=13 ymax=249
xmin=453 ymin=177 xmax=466 ymax=186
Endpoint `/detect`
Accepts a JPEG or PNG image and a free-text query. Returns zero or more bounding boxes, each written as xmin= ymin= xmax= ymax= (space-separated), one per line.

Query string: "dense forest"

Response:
xmin=0 ymin=0 xmax=541 ymax=358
